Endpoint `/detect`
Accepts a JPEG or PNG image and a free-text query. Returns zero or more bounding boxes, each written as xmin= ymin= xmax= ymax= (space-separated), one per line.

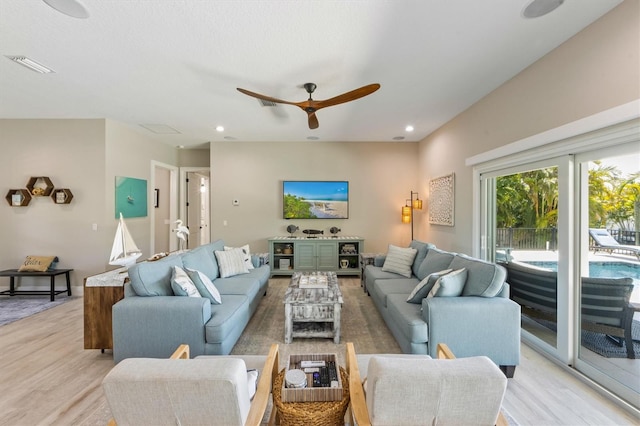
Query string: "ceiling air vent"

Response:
xmin=258 ymin=99 xmax=277 ymax=107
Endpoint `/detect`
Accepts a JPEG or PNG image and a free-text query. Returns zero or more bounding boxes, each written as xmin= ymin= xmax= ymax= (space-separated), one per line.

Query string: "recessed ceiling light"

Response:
xmin=42 ymin=0 xmax=90 ymax=19
xmin=405 ymin=125 xmax=414 ymax=132
xmin=177 ymin=145 xmax=185 ymax=149
xmin=5 ymin=56 xmax=54 ymax=73
xmin=392 ymin=136 xmax=405 ymax=141
xmin=522 ymin=0 xmax=564 ymax=19
xmin=215 ymin=126 xmax=224 ymax=132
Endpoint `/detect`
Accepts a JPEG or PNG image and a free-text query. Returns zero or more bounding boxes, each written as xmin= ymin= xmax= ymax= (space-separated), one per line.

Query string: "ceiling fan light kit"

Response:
xmin=237 ymin=82 xmax=380 ymax=129
xmin=42 ymin=0 xmax=90 ymax=19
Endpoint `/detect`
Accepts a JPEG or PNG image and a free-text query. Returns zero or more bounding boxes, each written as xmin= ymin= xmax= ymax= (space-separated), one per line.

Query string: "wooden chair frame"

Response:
xmin=107 ymin=343 xmax=280 ymax=426
xmin=346 ymin=342 xmax=508 ymax=426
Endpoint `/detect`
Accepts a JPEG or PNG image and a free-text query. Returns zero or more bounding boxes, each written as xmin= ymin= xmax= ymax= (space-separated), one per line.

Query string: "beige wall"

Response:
xmin=419 ymin=0 xmax=640 ymax=254
xmin=210 ymin=141 xmax=419 ymax=253
xmin=0 ymin=119 xmax=106 ymax=290
xmin=179 ymin=148 xmax=210 ymax=167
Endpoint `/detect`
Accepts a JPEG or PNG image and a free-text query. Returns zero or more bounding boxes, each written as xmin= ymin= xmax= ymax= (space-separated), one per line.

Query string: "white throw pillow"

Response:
xmin=381 ymin=244 xmax=418 ymax=278
xmin=170 ymin=266 xmax=201 ymax=298
xmin=247 ymin=369 xmax=259 ymax=401
xmin=427 ymin=268 xmax=467 ymax=298
xmin=406 ymin=269 xmax=452 ymax=303
xmin=225 ymin=244 xmax=254 ymax=269
xmin=186 ymin=268 xmax=222 ymax=304
xmin=215 ymin=248 xmax=250 ymax=278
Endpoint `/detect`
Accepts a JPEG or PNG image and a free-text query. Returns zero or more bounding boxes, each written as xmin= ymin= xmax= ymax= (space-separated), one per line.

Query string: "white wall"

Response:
xmin=419 ymin=0 xmax=640 ymax=254
xmin=210 ymin=141 xmax=419 ymax=253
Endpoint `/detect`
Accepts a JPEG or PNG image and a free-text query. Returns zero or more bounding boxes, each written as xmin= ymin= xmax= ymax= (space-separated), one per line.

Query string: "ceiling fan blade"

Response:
xmin=236 ymin=88 xmax=297 ymax=106
xmin=315 ymin=83 xmax=380 ymax=110
xmin=308 ymin=111 xmax=319 ymax=129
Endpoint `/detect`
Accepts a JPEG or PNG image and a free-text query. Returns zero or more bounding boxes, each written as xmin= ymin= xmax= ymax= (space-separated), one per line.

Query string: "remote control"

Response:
xmin=301 ymin=360 xmax=326 ymax=368
xmin=319 ymin=366 xmax=330 ymax=387
xmin=327 ymin=361 xmax=338 ymax=383
xmin=312 ymin=371 xmax=322 ymax=387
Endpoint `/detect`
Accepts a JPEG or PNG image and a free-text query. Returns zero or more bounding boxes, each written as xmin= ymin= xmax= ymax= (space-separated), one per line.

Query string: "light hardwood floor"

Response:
xmin=0 ymin=296 xmax=638 ymax=425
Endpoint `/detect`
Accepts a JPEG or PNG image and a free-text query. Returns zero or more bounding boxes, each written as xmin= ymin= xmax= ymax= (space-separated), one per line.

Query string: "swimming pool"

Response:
xmin=524 ymin=261 xmax=640 ymax=281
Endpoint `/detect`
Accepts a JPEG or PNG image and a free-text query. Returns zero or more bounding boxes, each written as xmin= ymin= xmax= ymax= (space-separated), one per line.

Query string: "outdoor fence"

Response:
xmin=496 ymin=228 xmax=638 ymax=251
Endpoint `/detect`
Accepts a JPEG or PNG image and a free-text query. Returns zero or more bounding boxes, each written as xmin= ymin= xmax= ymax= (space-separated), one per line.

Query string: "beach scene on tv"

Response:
xmin=283 ymin=181 xmax=349 ymax=219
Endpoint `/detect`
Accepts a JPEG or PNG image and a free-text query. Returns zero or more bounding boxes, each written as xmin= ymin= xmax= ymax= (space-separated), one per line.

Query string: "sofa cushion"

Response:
xmin=428 ymin=268 xmax=467 ymax=298
xmin=204 ymin=295 xmax=251 ymax=343
xmin=182 ymin=245 xmax=220 ymax=280
xmin=409 ymin=240 xmax=435 ymax=277
xmin=186 ymin=268 xmax=222 ymax=304
xmin=406 ymin=269 xmax=452 ymax=303
xmin=382 ymin=245 xmax=418 ymax=278
xmin=171 ymin=266 xmax=201 ymax=297
xmin=450 ymin=254 xmax=506 ymax=297
xmin=215 ymin=248 xmax=250 ymax=278
xmin=128 ymin=254 xmax=184 ymax=296
xmin=225 ymin=244 xmax=254 ymax=270
xmin=213 ymin=277 xmax=262 ymax=300
xmin=387 ymin=294 xmax=430 ymax=343
xmin=365 ymin=355 xmax=507 ymax=426
xmin=370 ymin=278 xmax=420 ymax=308
xmin=417 ymin=248 xmax=455 ymax=280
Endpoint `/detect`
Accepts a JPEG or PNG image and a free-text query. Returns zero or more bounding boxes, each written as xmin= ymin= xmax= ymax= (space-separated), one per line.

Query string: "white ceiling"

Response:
xmin=0 ymin=0 xmax=623 ymax=148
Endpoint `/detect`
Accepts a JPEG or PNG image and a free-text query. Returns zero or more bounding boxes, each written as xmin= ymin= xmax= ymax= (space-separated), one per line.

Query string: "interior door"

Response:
xmin=186 ymin=171 xmax=210 ymax=249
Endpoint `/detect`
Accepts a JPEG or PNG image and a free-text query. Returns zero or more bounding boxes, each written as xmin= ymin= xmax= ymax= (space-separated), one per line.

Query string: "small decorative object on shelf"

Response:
xmin=51 ymin=188 xmax=74 ymax=204
xmin=26 ymin=176 xmax=54 ymax=197
xmin=329 ymin=227 xmax=341 ymax=238
xmin=5 ymin=189 xmax=32 ymax=207
xmin=286 ymin=224 xmax=299 ymax=238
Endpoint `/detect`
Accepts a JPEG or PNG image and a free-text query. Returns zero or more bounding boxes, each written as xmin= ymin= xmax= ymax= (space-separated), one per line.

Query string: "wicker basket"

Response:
xmin=273 ymin=367 xmax=350 ymax=426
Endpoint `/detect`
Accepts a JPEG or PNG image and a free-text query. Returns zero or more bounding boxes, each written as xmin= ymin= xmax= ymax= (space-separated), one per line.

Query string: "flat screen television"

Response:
xmin=283 ymin=181 xmax=349 ymax=219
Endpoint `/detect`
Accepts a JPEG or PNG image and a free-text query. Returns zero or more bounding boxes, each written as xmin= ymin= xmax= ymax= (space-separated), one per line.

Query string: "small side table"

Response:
xmin=359 ymin=253 xmax=382 ymax=293
xmin=0 ymin=269 xmax=73 ymax=302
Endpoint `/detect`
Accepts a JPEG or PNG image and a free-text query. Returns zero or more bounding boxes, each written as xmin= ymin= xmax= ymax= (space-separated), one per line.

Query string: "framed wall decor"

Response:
xmin=115 ymin=176 xmax=148 ymax=218
xmin=428 ymin=173 xmax=455 ymax=226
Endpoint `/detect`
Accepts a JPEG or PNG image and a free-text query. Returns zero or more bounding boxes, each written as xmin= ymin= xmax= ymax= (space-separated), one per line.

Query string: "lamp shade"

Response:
xmin=401 ymin=205 xmax=412 ymax=223
xmin=413 ymin=198 xmax=423 ymax=210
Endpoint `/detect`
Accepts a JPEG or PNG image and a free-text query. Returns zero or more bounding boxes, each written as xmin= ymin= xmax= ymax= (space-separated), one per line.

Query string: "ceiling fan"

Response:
xmin=236 ymin=82 xmax=380 ymax=129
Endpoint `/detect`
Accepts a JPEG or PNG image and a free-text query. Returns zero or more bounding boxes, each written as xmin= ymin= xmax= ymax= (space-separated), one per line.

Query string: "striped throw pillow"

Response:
xmin=214 ymin=248 xmax=250 ymax=278
xmin=381 ymin=244 xmax=418 ymax=278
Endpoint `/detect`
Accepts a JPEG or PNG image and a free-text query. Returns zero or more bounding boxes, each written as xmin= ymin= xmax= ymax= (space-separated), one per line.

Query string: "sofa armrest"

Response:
xmin=422 ymin=296 xmax=521 ymax=366
xmin=112 ymin=296 xmax=212 ymax=363
xmin=374 ymin=255 xmax=386 ymax=267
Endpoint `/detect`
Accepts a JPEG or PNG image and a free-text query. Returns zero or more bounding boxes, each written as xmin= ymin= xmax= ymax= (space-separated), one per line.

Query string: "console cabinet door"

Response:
xmin=295 ymin=242 xmax=316 ymax=270
xmin=317 ymin=242 xmax=338 ymax=270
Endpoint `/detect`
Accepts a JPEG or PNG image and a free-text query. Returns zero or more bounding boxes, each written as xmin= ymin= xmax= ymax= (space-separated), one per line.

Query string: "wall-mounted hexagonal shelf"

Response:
xmin=51 ymin=188 xmax=74 ymax=204
xmin=5 ymin=189 xmax=32 ymax=207
xmin=26 ymin=176 xmax=54 ymax=197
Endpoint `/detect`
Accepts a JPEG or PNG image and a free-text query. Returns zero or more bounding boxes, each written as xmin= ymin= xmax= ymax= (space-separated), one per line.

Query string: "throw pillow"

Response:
xmin=247 ymin=369 xmax=259 ymax=400
xmin=186 ymin=268 xmax=222 ymax=304
xmin=406 ymin=269 xmax=452 ymax=303
xmin=224 ymin=244 xmax=254 ymax=269
xmin=381 ymin=244 xmax=418 ymax=278
xmin=170 ymin=266 xmax=201 ymax=298
xmin=18 ymin=255 xmax=57 ymax=272
xmin=427 ymin=268 xmax=467 ymax=298
xmin=214 ymin=248 xmax=250 ymax=278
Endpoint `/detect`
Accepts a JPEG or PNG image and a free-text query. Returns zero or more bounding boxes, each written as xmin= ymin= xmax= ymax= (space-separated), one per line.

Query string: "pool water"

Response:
xmin=525 ymin=261 xmax=640 ymax=281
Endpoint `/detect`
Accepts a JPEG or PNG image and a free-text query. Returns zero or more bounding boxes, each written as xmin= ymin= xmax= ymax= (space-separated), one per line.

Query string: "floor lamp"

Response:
xmin=401 ymin=191 xmax=423 ymax=240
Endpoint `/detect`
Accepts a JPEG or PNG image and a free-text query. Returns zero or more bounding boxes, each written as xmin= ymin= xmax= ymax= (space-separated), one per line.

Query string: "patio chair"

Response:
xmin=103 ymin=343 xmax=279 ymax=426
xmin=589 ymin=228 xmax=640 ymax=260
xmin=346 ymin=342 xmax=508 ymax=426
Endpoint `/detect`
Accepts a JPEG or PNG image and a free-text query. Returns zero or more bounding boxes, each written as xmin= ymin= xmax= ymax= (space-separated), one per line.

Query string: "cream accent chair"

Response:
xmin=103 ymin=343 xmax=279 ymax=426
xmin=346 ymin=342 xmax=508 ymax=426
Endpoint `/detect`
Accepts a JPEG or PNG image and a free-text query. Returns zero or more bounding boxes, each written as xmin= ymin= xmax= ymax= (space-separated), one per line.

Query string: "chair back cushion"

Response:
xmin=103 ymin=357 xmax=251 ymax=425
xmin=581 ymin=276 xmax=634 ymax=327
xmin=366 ymin=356 xmax=507 ymax=426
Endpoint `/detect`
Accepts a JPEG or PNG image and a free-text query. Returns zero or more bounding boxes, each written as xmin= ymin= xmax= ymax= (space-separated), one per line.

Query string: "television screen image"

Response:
xmin=283 ymin=181 xmax=349 ymax=219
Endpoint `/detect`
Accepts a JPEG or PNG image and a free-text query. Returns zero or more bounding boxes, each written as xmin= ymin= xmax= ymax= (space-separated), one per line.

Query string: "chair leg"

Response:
xmin=500 ymin=365 xmax=516 ymax=378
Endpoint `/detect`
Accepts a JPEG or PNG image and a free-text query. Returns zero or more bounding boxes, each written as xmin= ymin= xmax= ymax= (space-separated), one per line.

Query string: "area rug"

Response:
xmin=0 ymin=295 xmax=72 ymax=326
xmin=532 ymin=316 xmax=640 ymax=358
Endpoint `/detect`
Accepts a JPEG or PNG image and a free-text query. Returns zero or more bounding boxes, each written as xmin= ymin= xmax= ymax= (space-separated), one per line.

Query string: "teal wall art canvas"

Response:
xmin=115 ymin=176 xmax=148 ymax=218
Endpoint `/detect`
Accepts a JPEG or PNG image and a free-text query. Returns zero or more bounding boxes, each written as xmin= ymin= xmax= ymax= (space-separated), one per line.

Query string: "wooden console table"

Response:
xmin=0 ymin=269 xmax=73 ymax=302
xmin=84 ymin=268 xmax=127 ymax=351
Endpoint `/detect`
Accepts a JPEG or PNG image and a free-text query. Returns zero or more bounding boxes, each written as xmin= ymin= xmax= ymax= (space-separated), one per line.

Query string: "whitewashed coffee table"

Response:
xmin=283 ymin=271 xmax=343 ymax=344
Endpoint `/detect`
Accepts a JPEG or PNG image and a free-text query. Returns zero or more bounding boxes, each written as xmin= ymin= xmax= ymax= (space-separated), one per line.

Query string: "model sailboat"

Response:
xmin=109 ymin=213 xmax=142 ymax=267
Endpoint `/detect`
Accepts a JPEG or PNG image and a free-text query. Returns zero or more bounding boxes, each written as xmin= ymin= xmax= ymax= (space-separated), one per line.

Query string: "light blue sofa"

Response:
xmin=112 ymin=239 xmax=270 ymax=363
xmin=364 ymin=241 xmax=521 ymax=377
